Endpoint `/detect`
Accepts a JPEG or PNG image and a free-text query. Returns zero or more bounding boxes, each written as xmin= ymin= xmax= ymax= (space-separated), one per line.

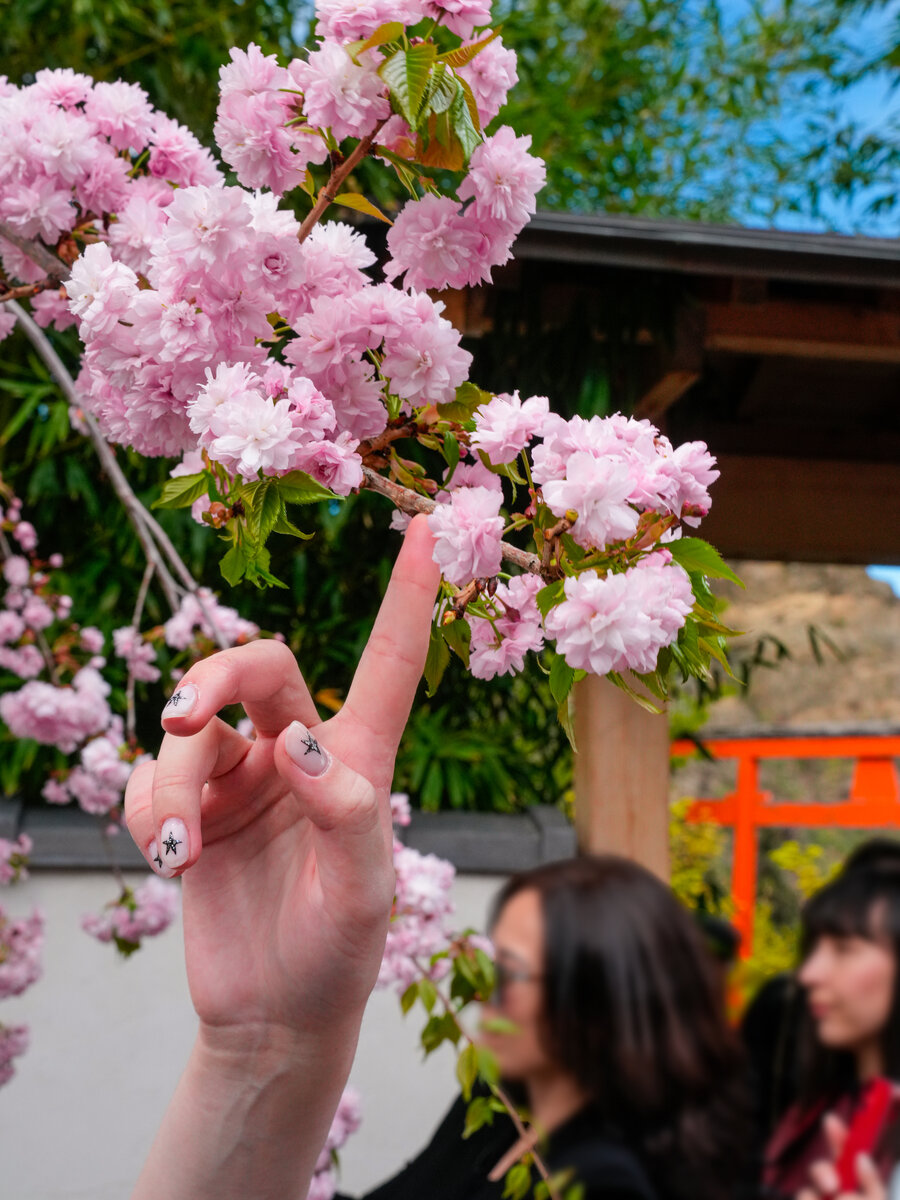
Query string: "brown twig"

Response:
xmin=0 ymin=278 xmax=60 ymax=304
xmin=358 ymin=419 xmax=418 ymax=460
xmin=360 ymin=466 xmax=545 ymax=577
xmin=0 ymin=223 xmax=68 ymax=281
xmin=125 ymin=562 xmax=155 ymax=746
xmin=297 ymin=118 xmax=390 ymax=243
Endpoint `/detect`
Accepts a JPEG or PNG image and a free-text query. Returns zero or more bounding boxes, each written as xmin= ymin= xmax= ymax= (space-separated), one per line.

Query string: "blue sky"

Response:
xmin=867 ymin=566 xmax=900 ymax=595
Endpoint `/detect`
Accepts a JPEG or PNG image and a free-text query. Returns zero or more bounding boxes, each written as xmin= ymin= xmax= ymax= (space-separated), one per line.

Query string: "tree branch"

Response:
xmin=360 ymin=466 xmax=545 ymax=577
xmin=297 ymin=118 xmax=390 ymax=243
xmin=0 ymin=224 xmax=68 ymax=280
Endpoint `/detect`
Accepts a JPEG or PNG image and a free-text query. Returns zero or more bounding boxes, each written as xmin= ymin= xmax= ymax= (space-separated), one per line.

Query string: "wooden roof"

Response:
xmin=445 ymin=213 xmax=900 ymax=565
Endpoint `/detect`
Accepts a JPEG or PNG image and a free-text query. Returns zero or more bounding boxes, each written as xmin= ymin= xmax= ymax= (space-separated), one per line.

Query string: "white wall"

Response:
xmin=0 ymin=869 xmax=505 ymax=1200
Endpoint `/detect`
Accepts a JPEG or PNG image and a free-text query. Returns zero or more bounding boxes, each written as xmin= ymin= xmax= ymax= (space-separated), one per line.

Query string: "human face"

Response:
xmin=479 ymin=888 xmax=555 ymax=1082
xmin=799 ymin=929 xmax=896 ymax=1062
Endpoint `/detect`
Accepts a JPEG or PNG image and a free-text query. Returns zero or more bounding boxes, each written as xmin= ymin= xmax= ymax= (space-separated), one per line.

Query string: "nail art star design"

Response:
xmin=165 ymin=690 xmax=185 ymax=709
xmin=154 ymin=850 xmax=164 ymax=869
xmin=301 ymin=731 xmax=320 ymax=756
xmin=163 ymin=831 xmax=182 ymax=856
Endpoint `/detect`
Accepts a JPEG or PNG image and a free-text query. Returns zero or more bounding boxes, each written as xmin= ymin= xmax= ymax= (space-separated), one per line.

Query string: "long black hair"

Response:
xmin=795 ymin=858 xmax=900 ymax=1105
xmin=491 ymin=855 xmax=748 ymax=1200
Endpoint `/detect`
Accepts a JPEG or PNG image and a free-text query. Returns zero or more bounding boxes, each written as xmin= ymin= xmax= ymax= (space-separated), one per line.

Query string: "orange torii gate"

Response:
xmin=671 ymin=732 xmax=900 ymax=957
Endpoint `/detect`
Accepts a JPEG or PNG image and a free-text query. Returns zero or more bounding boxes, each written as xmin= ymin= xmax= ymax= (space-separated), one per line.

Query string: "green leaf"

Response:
xmin=606 ymin=671 xmax=664 ymax=714
xmin=333 ymin=192 xmax=393 ymax=224
xmin=478 ymin=1016 xmax=520 ymax=1035
xmin=438 ymin=382 xmax=492 ymax=421
xmin=400 ymin=983 xmax=418 ymax=1015
xmin=425 ymin=64 xmax=458 ymax=116
xmin=535 ymin=580 xmax=564 ymax=620
xmin=443 ymin=431 xmax=460 ymax=473
xmin=424 ymin=621 xmax=451 ymax=697
xmin=380 ymin=43 xmax=437 ymax=127
xmin=463 ymin=1096 xmax=495 ymax=1139
xmin=442 ymin=617 xmax=471 ymax=667
xmin=667 ymin=538 xmax=743 ymax=587
xmin=419 ymin=978 xmax=438 ymax=1013
xmin=152 ymin=472 xmax=208 ymax=510
xmin=219 ymin=543 xmax=248 ymax=587
xmin=557 ymin=694 xmax=578 ymax=752
xmin=277 ymin=471 xmax=339 ymax=506
xmin=503 ymin=1162 xmax=532 ymax=1200
xmin=456 ymin=1042 xmax=479 ymax=1100
xmin=246 ymin=479 xmax=282 ymax=546
xmin=476 ymin=1044 xmax=500 ymax=1087
xmin=548 ymin=654 xmax=585 ymax=708
xmin=347 ymin=21 xmax=404 ymax=61
xmin=272 ymin=510 xmax=313 ymax=540
xmin=438 ymin=28 xmax=501 ymax=69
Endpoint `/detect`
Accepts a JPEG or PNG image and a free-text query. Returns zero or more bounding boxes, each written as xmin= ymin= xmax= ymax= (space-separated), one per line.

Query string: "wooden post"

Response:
xmin=573 ymin=675 xmax=671 ymax=879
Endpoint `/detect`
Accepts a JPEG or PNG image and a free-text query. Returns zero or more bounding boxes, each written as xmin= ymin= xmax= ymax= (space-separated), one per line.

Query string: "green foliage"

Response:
xmin=0 ymin=0 xmax=307 ymax=143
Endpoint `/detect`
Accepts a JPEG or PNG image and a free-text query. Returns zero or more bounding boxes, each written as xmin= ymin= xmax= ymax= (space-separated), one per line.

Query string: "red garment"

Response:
xmin=763 ymin=1082 xmax=900 ymax=1197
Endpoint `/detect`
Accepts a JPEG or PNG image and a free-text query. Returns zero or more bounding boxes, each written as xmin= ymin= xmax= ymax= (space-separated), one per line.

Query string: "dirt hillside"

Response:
xmin=707 ymin=563 xmax=900 ymax=730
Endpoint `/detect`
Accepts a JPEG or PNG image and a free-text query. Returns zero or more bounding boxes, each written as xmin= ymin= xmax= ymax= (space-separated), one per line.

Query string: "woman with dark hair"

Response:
xmin=341 ymin=855 xmax=747 ymax=1200
xmin=764 ymin=860 xmax=900 ymax=1199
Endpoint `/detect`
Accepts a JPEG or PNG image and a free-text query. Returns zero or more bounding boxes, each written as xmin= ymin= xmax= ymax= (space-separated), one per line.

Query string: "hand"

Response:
xmin=797 ymin=1114 xmax=886 ymax=1200
xmin=124 ymin=515 xmax=440 ymax=1042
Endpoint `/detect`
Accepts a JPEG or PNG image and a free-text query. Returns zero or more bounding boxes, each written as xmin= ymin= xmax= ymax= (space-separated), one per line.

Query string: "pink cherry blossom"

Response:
xmin=315 ymin=0 xmax=426 ymax=41
xmin=0 ymin=308 xmax=16 ymax=345
xmin=289 ymin=44 xmax=390 ymax=143
xmin=385 ymin=194 xmax=484 ymax=291
xmin=469 ymin=573 xmax=545 ymax=679
xmin=471 ymin=390 xmax=549 ymax=465
xmin=0 ymin=907 xmax=43 ymax=999
xmin=458 ymin=126 xmax=545 ymax=230
xmin=541 ymin=452 xmax=640 ymax=549
xmin=426 ymin=0 xmax=492 ymax=38
xmin=81 ymin=876 xmax=180 ymax=948
xmin=428 ymin=485 xmax=503 ymax=585
xmin=0 ymin=1023 xmax=29 ymax=1089
xmin=544 ymin=554 xmax=695 ymax=676
xmin=458 ymin=37 xmax=518 ymax=125
xmin=85 ymin=80 xmax=155 ymax=151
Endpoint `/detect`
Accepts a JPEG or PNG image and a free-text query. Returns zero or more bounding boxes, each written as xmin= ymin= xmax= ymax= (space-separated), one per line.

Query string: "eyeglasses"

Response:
xmin=490 ymin=960 xmax=544 ymax=1007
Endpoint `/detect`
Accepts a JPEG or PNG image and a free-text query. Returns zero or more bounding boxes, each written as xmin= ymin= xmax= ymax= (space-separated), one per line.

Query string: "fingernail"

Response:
xmin=158 ymin=818 xmax=189 ymax=871
xmin=148 ymin=838 xmax=176 ymax=879
xmin=162 ymin=683 xmax=197 ymax=720
xmin=285 ymin=721 xmax=330 ymax=777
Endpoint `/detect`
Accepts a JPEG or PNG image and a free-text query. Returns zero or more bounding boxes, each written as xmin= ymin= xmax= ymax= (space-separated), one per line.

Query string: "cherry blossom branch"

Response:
xmin=0 ymin=524 xmax=60 ymax=685
xmin=360 ymin=466 xmax=546 ymax=577
xmin=411 ymin=957 xmax=560 ymax=1200
xmin=0 ymin=223 xmax=68 ymax=281
xmin=125 ymin=562 xmax=155 ymax=745
xmin=0 ymin=279 xmax=60 ymax=304
xmin=297 ymin=117 xmax=390 ymax=243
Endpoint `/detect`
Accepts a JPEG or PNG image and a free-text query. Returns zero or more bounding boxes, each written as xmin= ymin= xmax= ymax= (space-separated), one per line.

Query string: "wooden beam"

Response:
xmin=634 ymin=369 xmax=700 ymax=422
xmin=699 ymin=454 xmax=900 ymax=564
xmin=704 ymin=300 xmax=900 ymax=363
xmin=573 ymin=676 xmax=670 ymax=879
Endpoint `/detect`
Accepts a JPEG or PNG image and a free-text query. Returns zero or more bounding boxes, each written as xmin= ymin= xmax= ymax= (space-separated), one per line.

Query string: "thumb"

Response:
xmin=824 ymin=1112 xmax=849 ymax=1163
xmin=854 ymin=1153 xmax=885 ymax=1200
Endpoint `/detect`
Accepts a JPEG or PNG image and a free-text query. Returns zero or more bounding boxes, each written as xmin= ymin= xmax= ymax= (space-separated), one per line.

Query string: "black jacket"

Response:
xmin=337 ymin=1091 xmax=658 ymax=1200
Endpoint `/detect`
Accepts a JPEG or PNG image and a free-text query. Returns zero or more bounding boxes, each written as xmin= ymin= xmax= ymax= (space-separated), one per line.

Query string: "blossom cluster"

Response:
xmin=0 ymin=1023 xmax=29 ymax=1088
xmin=378 ymin=792 xmax=458 ymax=991
xmin=81 ymin=876 xmax=180 ymax=953
xmin=0 ymin=906 xmax=43 ymax=1000
xmin=0 ymin=67 xmax=217 ymax=341
xmin=428 ymin=405 xmax=718 ymax=681
xmin=0 ymin=834 xmax=31 ymax=887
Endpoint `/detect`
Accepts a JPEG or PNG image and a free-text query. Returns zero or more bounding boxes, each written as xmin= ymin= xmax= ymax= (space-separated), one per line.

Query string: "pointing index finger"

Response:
xmin=341 ymin=515 xmax=440 ymax=763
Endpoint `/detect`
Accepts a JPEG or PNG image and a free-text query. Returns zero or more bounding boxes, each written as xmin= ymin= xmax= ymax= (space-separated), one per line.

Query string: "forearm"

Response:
xmin=132 ymin=1017 xmax=364 ymax=1200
